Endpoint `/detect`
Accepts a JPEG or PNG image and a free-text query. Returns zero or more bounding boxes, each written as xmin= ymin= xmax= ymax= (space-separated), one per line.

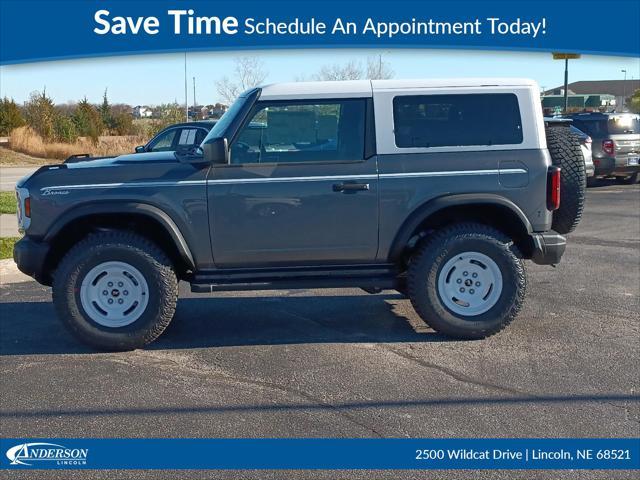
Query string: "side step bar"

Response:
xmin=190 ymin=264 xmax=399 ymax=293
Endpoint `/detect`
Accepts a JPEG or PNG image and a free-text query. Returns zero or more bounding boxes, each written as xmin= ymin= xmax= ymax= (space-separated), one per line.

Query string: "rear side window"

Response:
xmin=393 ymin=94 xmax=523 ymax=148
xmin=178 ymin=128 xmax=199 ymax=145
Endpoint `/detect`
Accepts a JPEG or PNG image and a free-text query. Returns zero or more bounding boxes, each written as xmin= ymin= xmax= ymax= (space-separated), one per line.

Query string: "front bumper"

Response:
xmin=13 ymin=236 xmax=51 ymax=284
xmin=530 ymin=231 xmax=566 ymax=265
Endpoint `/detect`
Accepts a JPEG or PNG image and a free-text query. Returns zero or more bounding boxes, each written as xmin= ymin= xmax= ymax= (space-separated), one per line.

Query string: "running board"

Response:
xmin=190 ymin=264 xmax=399 ymax=293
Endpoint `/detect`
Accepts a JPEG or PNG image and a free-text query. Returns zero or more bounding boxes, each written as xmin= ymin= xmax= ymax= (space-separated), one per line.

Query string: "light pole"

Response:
xmin=621 ymin=69 xmax=627 ymax=110
xmin=552 ymin=53 xmax=581 ymax=114
xmin=184 ymin=52 xmax=189 ymax=122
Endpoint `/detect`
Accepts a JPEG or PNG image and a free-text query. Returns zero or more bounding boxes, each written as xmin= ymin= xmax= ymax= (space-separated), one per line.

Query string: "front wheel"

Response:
xmin=52 ymin=231 xmax=178 ymax=351
xmin=408 ymin=223 xmax=526 ymax=339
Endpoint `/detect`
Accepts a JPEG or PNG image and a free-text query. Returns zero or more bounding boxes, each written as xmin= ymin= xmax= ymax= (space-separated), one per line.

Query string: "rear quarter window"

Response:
xmin=392 ymin=93 xmax=523 ymax=148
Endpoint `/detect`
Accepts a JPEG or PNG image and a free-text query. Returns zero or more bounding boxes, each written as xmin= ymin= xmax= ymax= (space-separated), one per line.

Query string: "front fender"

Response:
xmin=43 ymin=201 xmax=195 ymax=269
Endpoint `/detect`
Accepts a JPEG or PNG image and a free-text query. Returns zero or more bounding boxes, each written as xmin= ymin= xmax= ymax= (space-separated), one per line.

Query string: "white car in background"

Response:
xmin=571 ymin=125 xmax=595 ymax=185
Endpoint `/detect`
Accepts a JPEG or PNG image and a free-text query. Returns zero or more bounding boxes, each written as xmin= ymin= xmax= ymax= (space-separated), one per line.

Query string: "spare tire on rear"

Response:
xmin=545 ymin=126 xmax=586 ymax=234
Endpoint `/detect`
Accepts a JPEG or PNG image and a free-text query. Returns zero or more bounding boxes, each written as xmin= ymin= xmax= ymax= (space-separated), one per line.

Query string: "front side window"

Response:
xmin=149 ymin=129 xmax=177 ymax=151
xmin=393 ymin=93 xmax=523 ymax=148
xmin=230 ymin=99 xmax=366 ymax=164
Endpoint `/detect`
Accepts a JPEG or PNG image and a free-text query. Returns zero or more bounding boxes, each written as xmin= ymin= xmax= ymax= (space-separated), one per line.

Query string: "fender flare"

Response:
xmin=388 ymin=194 xmax=533 ymax=261
xmin=44 ymin=201 xmax=195 ymax=269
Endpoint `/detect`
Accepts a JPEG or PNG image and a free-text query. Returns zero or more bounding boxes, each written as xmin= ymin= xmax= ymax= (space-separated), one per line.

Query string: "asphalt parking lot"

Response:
xmin=0 ymin=181 xmax=638 ymax=480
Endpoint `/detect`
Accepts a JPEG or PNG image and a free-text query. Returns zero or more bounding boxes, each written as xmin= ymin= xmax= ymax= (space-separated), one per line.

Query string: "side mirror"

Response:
xmin=135 ymin=145 xmax=145 ymax=153
xmin=203 ymin=137 xmax=229 ymax=164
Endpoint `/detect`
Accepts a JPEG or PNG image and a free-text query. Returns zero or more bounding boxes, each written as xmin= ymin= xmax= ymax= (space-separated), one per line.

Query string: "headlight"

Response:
xmin=15 ymin=187 xmax=31 ymax=232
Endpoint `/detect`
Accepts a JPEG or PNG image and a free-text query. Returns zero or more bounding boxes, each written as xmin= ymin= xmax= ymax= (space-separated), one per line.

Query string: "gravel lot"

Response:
xmin=1 ymin=181 xmax=638 ymax=480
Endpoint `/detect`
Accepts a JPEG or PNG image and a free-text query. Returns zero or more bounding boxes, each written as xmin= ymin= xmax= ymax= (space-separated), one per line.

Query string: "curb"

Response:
xmin=0 ymin=258 xmax=31 ymax=285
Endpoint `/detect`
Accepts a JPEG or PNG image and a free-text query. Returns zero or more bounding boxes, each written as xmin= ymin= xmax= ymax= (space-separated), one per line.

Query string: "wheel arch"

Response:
xmin=388 ymin=194 xmax=534 ymax=264
xmin=42 ymin=202 xmax=195 ymax=283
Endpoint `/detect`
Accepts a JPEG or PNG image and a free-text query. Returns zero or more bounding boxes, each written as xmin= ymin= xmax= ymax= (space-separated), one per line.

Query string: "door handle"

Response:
xmin=333 ymin=182 xmax=370 ymax=192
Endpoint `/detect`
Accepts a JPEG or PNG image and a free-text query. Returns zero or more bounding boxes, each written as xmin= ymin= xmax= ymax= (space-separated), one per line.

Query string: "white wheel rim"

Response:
xmin=437 ymin=251 xmax=503 ymax=317
xmin=79 ymin=261 xmax=149 ymax=328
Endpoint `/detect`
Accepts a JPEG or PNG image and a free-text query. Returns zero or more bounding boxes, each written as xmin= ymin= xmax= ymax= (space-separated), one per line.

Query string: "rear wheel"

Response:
xmin=545 ymin=127 xmax=586 ymax=234
xmin=53 ymin=231 xmax=178 ymax=351
xmin=408 ymin=223 xmax=526 ymax=339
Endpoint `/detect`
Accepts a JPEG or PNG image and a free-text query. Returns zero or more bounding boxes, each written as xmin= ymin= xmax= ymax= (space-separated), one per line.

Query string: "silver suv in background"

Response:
xmin=567 ymin=112 xmax=640 ymax=184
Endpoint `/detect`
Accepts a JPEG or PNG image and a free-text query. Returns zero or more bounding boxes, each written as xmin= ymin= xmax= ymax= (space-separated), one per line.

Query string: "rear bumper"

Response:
xmin=530 ymin=231 xmax=566 ymax=265
xmin=13 ymin=236 xmax=50 ymax=284
xmin=594 ymin=156 xmax=640 ymax=176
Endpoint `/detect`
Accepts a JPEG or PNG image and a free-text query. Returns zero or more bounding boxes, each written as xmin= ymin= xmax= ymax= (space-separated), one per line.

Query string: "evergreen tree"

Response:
xmin=0 ymin=97 xmax=25 ymax=135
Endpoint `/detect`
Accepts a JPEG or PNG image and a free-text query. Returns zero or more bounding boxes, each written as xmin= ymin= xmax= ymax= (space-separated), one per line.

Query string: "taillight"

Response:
xmin=602 ymin=139 xmax=615 ymax=156
xmin=24 ymin=197 xmax=31 ymax=217
xmin=547 ymin=166 xmax=561 ymax=211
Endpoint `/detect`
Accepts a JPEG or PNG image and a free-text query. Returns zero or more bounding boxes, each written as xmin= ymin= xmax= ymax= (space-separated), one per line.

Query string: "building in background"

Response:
xmin=542 ymin=80 xmax=640 ymax=112
xmin=133 ymin=105 xmax=153 ymax=118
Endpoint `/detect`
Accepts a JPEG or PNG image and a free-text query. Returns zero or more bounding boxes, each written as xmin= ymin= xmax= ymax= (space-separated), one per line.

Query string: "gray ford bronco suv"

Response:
xmin=14 ymin=79 xmax=585 ymax=350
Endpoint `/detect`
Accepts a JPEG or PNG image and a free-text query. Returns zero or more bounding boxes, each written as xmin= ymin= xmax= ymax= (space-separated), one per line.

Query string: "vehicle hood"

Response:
xmin=65 ymin=151 xmax=177 ymax=169
xmin=16 ymin=151 xmax=180 ymax=188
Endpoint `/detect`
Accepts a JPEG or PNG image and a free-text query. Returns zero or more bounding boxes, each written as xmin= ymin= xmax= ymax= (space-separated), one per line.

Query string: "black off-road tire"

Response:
xmin=407 ymin=223 xmax=526 ymax=339
xmin=52 ymin=231 xmax=178 ymax=351
xmin=545 ymin=127 xmax=586 ymax=234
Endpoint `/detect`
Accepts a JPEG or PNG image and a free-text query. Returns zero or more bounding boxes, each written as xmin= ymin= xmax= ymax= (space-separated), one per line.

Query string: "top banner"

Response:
xmin=1 ymin=0 xmax=639 ymax=65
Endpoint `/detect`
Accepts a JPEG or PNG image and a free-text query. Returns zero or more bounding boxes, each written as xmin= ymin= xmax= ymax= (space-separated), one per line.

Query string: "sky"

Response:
xmin=1 ymin=49 xmax=639 ymax=107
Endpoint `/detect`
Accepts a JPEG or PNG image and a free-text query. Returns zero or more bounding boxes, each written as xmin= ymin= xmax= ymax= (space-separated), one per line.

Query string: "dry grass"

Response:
xmin=8 ymin=126 xmax=146 ymax=162
xmin=0 ymin=146 xmax=50 ymax=166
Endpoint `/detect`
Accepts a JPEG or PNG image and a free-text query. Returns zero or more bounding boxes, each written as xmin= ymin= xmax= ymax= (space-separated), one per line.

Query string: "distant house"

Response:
xmin=209 ymin=104 xmax=228 ymax=119
xmin=542 ymin=80 xmax=640 ymax=111
xmin=133 ymin=105 xmax=153 ymax=118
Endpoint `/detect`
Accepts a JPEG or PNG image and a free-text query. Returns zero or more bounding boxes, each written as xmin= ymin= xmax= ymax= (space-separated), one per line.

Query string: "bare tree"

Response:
xmin=366 ymin=54 xmax=394 ymax=80
xmin=312 ymin=60 xmax=364 ymax=81
xmin=307 ymin=55 xmax=394 ymax=82
xmin=216 ymin=56 xmax=268 ymax=104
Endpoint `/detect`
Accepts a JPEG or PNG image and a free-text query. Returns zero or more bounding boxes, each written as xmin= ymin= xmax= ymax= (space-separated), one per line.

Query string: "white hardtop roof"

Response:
xmin=259 ymin=78 xmax=538 ymax=99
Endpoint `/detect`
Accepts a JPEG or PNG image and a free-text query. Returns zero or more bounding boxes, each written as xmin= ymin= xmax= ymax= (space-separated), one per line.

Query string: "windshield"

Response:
xmin=201 ymin=92 xmax=253 ymax=144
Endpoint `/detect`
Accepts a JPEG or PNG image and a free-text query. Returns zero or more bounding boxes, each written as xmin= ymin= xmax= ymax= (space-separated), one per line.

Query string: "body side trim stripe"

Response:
xmin=40 ymin=168 xmax=527 ymax=192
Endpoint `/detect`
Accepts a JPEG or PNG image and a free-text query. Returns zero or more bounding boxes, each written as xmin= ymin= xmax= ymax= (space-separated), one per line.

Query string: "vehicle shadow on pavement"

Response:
xmin=587 ymin=178 xmax=636 ymax=189
xmin=0 ymin=284 xmax=449 ymax=355
xmin=156 ymin=294 xmax=447 ymax=350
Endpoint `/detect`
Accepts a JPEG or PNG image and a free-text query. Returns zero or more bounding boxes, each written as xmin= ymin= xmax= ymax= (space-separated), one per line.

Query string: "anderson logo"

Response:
xmin=6 ymin=443 xmax=88 ymax=466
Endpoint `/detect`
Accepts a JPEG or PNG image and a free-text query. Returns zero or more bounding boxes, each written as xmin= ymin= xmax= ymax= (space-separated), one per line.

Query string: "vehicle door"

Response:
xmin=207 ymin=98 xmax=379 ymax=267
